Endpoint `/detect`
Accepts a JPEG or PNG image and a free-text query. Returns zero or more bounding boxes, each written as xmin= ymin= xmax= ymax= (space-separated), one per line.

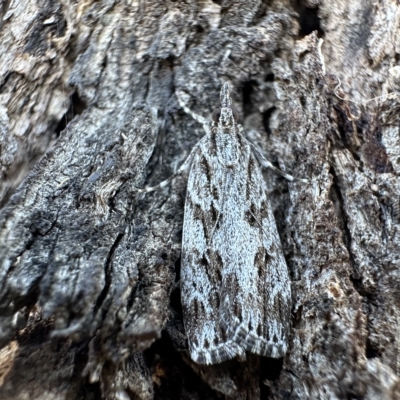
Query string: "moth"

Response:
xmin=137 ymin=83 xmax=294 ymax=364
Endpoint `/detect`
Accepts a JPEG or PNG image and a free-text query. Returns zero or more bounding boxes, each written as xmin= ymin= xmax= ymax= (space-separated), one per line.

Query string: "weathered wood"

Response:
xmin=0 ymin=0 xmax=399 ymax=398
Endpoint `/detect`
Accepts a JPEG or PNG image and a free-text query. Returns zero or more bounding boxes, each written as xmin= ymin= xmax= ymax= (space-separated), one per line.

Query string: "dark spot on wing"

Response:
xmin=262 ymin=252 xmax=273 ymax=298
xmin=213 ymin=336 xmax=219 ymax=346
xmin=210 ymin=128 xmax=218 ymax=153
xmin=248 ymin=319 xmax=253 ymax=332
xmin=250 ymin=203 xmax=258 ymax=218
xmin=200 ymin=255 xmax=208 ymax=267
xmin=202 ymin=222 xmax=209 ymax=242
xmin=260 ymin=200 xmax=269 ymax=220
xmin=254 ymin=249 xmax=264 ymax=278
xmin=193 ymin=300 xmax=199 ymax=319
xmin=199 ymin=155 xmax=212 ymax=182
xmin=193 ymin=203 xmax=203 ymax=220
xmin=257 ymin=323 xmax=263 ymax=337
xmin=207 ymin=251 xmax=223 ymax=285
xmin=200 ymin=252 xmax=216 ymax=284
xmin=273 ymin=334 xmax=278 ymax=343
xmin=212 ymin=185 xmax=219 ymax=201
xmin=204 ymin=339 xmax=210 ymax=349
xmin=245 ymin=209 xmax=257 ymax=227
xmin=215 ymin=254 xmax=223 ymax=282
xmin=214 ymin=292 xmax=220 ymax=308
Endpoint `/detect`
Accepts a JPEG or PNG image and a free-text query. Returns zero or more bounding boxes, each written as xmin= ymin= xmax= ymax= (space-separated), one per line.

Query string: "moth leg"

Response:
xmin=135 ymin=87 xmax=213 ymax=194
xmin=134 ymin=137 xmax=204 ymax=193
xmin=239 ymin=132 xmax=308 ymax=183
xmin=248 ymin=141 xmax=295 ymax=181
xmin=176 ymin=90 xmax=211 ymax=130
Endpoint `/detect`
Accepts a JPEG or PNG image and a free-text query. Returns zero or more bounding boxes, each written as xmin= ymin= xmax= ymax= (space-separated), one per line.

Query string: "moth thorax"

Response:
xmin=216 ymin=131 xmax=240 ymax=167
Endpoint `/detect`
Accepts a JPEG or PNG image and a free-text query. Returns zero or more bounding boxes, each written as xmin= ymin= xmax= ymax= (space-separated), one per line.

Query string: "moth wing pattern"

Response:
xmin=181 ymin=132 xmax=291 ymax=365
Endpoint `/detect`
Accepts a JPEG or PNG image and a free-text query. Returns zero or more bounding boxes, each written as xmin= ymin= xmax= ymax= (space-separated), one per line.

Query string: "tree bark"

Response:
xmin=0 ymin=0 xmax=399 ymax=399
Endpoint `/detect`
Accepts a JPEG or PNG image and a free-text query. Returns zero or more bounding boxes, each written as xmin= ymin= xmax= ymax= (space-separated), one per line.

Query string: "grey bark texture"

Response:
xmin=0 ymin=0 xmax=399 ymax=399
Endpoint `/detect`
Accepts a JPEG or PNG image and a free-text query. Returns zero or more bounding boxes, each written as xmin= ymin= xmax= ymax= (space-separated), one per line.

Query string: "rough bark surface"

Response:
xmin=0 ymin=0 xmax=399 ymax=399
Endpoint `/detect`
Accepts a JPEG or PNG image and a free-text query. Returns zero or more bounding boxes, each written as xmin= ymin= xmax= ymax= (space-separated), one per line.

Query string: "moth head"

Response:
xmin=212 ymin=83 xmax=239 ymax=128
